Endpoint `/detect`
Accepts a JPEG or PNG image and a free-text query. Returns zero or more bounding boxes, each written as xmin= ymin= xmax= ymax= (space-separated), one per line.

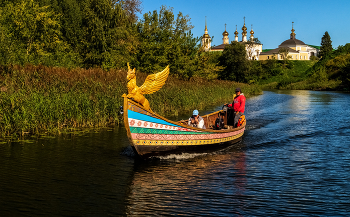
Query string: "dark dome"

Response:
xmin=279 ymin=38 xmax=306 ymax=47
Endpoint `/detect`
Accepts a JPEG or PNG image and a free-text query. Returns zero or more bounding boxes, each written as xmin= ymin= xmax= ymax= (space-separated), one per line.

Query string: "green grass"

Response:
xmin=0 ymin=65 xmax=262 ymax=138
xmin=257 ymin=60 xmax=346 ymax=91
xmin=257 ymin=60 xmax=339 ymax=90
xmin=258 ymin=60 xmax=316 ymax=86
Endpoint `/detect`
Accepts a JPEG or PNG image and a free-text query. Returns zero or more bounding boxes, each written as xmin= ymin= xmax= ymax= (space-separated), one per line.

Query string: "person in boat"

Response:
xmin=188 ymin=110 xmax=206 ymax=129
xmin=226 ymin=88 xmax=246 ymax=127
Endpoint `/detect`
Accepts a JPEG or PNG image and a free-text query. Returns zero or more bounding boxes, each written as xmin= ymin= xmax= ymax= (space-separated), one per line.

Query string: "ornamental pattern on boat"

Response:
xmin=128 ymin=118 xmax=204 ymax=133
xmin=129 ymin=126 xmax=210 ymax=135
xmin=131 ymin=128 xmax=244 ymax=141
xmin=132 ymin=132 xmax=244 ymax=146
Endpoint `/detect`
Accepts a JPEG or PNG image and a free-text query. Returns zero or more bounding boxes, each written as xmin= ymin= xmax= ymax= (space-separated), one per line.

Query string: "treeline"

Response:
xmin=0 ymin=0 xmax=222 ymax=79
xmin=2 ymin=0 xmax=347 ymax=87
xmin=304 ymin=43 xmax=350 ymax=89
xmin=216 ymin=35 xmax=349 ymax=90
xmin=258 ymin=40 xmax=350 ymax=90
xmin=0 ymin=0 xmax=264 ymax=138
xmin=216 ymin=42 xmax=305 ymax=84
xmin=0 ymin=0 xmax=140 ymax=68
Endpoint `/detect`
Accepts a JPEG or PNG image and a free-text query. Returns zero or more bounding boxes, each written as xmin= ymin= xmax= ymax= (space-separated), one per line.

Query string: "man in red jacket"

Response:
xmin=226 ymin=88 xmax=246 ymax=127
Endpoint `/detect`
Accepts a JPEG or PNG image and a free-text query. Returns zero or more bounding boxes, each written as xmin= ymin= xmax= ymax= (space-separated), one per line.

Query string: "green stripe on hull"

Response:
xmin=130 ymin=127 xmax=211 ymax=135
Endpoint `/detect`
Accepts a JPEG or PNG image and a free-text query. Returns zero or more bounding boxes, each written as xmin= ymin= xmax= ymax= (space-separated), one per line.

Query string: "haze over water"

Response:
xmin=0 ymin=90 xmax=349 ymax=216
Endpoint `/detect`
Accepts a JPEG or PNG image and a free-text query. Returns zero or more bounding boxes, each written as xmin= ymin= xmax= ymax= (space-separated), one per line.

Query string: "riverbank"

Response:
xmin=0 ymin=65 xmax=262 ymax=138
xmin=255 ymin=44 xmax=350 ymax=91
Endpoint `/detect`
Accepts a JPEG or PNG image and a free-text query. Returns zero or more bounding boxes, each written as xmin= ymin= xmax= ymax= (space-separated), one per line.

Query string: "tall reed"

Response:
xmin=0 ymin=65 xmax=262 ymax=137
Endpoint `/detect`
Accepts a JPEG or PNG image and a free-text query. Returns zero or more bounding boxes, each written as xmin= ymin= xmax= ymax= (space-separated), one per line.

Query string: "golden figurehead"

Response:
xmin=125 ymin=63 xmax=170 ymax=111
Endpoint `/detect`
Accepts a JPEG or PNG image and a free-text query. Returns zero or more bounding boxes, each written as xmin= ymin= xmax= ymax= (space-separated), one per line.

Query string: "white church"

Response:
xmin=202 ymin=19 xmax=319 ymax=61
xmin=201 ymin=18 xmax=262 ymax=60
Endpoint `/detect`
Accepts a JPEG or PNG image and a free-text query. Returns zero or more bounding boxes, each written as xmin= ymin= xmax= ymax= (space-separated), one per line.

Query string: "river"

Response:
xmin=0 ymin=90 xmax=349 ymax=216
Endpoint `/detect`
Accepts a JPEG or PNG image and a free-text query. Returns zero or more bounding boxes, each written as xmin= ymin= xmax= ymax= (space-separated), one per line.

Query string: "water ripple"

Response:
xmin=1 ymin=91 xmax=350 ymax=216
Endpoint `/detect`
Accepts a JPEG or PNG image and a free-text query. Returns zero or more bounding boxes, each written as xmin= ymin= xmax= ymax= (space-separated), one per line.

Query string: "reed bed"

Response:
xmin=0 ymin=65 xmax=262 ymax=138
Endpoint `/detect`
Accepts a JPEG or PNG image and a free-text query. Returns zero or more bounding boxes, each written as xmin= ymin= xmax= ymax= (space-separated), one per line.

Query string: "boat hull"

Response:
xmin=123 ymin=96 xmax=246 ymax=158
xmin=132 ymin=137 xmax=243 ymax=158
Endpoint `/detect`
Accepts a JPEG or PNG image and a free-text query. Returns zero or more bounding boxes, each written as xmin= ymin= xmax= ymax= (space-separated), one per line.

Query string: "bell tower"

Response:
xmin=242 ymin=17 xmax=247 ymax=42
xmin=250 ymin=24 xmax=254 ymax=41
xmin=222 ymin=24 xmax=229 ymax=44
xmin=234 ymin=25 xmax=239 ymax=42
xmin=201 ymin=16 xmax=211 ymax=51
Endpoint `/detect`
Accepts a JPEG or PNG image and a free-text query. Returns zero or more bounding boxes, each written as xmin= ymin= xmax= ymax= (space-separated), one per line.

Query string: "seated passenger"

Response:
xmin=188 ymin=110 xmax=206 ymax=129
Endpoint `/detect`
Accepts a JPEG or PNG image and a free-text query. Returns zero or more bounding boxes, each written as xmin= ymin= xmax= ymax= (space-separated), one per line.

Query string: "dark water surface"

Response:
xmin=1 ymin=90 xmax=350 ymax=216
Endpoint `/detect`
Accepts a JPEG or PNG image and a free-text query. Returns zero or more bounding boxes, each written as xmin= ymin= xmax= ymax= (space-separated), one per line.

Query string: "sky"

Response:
xmin=138 ymin=0 xmax=350 ymax=49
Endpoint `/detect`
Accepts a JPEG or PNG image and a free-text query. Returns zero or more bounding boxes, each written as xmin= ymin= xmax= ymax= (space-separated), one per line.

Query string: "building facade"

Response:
xmin=208 ymin=20 xmax=262 ymax=60
xmin=259 ymin=24 xmax=319 ymax=60
xmin=202 ymin=20 xmax=319 ymax=61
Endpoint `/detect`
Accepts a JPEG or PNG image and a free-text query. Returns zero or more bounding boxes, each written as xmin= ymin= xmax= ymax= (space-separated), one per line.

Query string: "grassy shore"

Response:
xmin=257 ymin=60 xmax=345 ymax=91
xmin=0 ymin=65 xmax=262 ymax=138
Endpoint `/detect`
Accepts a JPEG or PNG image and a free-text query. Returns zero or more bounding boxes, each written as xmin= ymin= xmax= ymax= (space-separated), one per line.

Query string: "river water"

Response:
xmin=0 ymin=90 xmax=350 ymax=216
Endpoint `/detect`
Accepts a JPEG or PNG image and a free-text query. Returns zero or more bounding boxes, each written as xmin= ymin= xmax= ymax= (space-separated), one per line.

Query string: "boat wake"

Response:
xmin=152 ymin=152 xmax=208 ymax=160
xmin=150 ymin=142 xmax=245 ymax=161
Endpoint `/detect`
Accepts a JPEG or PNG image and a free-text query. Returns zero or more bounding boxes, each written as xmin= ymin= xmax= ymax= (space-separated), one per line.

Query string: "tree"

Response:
xmin=320 ymin=31 xmax=333 ymax=58
xmin=67 ymin=0 xmax=135 ymax=68
xmin=136 ymin=6 xmax=199 ymax=79
xmin=278 ymin=47 xmax=289 ymax=60
xmin=245 ymin=40 xmax=255 ymax=60
xmin=194 ymin=49 xmax=223 ymax=80
xmin=342 ymin=64 xmax=350 ymax=88
xmin=278 ymin=47 xmax=291 ymax=68
xmin=245 ymin=38 xmax=261 ymax=60
xmin=253 ymin=37 xmax=261 ymax=44
xmin=218 ymin=41 xmax=248 ymax=82
xmin=311 ymin=65 xmax=328 ymax=82
xmin=0 ymin=0 xmax=62 ymax=64
xmin=0 ymin=0 xmax=137 ymax=67
xmin=112 ymin=0 xmax=142 ymax=22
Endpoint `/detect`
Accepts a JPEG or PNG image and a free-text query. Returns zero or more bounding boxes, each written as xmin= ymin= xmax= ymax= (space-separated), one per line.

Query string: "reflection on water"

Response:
xmin=1 ymin=90 xmax=350 ymax=216
xmin=126 ymin=147 xmax=247 ymax=216
xmin=0 ymin=128 xmax=135 ymax=216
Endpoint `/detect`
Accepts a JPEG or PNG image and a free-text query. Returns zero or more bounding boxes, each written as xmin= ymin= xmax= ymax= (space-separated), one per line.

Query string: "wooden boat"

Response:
xmin=122 ymin=63 xmax=246 ymax=158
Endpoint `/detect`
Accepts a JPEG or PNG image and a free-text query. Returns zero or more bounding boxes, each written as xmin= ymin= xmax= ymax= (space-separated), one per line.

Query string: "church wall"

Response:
xmin=258 ymin=55 xmax=271 ymax=61
xmin=300 ymin=46 xmax=307 ymax=51
xmin=301 ymin=54 xmax=308 ymax=60
xmin=259 ymin=52 xmax=312 ymax=61
xmin=223 ymin=36 xmax=229 ymax=44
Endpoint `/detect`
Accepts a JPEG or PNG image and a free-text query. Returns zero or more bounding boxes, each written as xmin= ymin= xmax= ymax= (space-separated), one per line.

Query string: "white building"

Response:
xmin=208 ymin=19 xmax=262 ymax=60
